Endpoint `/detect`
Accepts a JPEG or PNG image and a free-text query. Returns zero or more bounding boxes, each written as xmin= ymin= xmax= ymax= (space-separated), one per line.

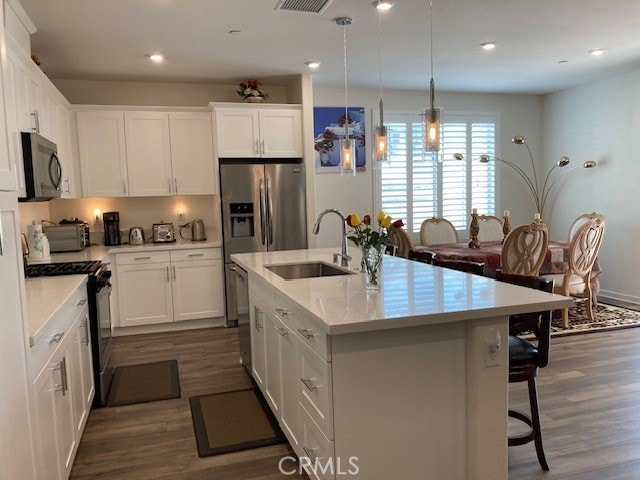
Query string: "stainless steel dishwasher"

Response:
xmin=234 ymin=264 xmax=251 ymax=373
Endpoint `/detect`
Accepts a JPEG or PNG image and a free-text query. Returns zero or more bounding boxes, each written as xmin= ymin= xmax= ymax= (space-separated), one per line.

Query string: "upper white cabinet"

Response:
xmin=213 ymin=105 xmax=302 ymax=158
xmin=77 ymin=110 xmax=128 ymax=198
xmin=77 ymin=109 xmax=216 ymax=198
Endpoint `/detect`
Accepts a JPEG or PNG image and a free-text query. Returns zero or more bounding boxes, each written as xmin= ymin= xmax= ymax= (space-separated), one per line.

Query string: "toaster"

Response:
xmin=152 ymin=222 xmax=176 ymax=243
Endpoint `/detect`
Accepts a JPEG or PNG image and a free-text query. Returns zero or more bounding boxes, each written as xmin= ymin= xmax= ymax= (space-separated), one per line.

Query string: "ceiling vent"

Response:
xmin=275 ymin=0 xmax=334 ymax=14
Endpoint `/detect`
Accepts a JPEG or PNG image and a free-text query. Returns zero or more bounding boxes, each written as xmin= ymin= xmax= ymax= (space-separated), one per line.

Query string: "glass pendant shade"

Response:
xmin=424 ymin=106 xmax=442 ymax=153
xmin=373 ymin=125 xmax=388 ymax=167
xmin=340 ymin=138 xmax=356 ymax=176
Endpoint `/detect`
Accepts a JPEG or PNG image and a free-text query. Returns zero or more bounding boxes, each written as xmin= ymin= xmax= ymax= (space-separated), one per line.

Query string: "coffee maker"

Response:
xmin=103 ymin=211 xmax=121 ymax=246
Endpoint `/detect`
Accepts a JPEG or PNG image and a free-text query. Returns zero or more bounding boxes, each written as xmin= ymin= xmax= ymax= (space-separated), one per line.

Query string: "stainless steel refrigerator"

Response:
xmin=220 ymin=159 xmax=307 ymax=328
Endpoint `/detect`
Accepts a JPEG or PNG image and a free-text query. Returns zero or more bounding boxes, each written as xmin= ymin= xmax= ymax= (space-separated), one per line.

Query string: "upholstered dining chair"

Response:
xmin=495 ymin=271 xmax=554 ymax=471
xmin=501 ymin=222 xmax=549 ymax=276
xmin=476 ymin=214 xmax=504 ymax=242
xmin=420 ymin=217 xmax=458 ymax=246
xmin=568 ymin=212 xmax=605 ymax=241
xmin=388 ymin=226 xmax=415 ymax=259
xmin=431 ymin=258 xmax=485 ymax=275
xmin=543 ymin=218 xmax=606 ymax=328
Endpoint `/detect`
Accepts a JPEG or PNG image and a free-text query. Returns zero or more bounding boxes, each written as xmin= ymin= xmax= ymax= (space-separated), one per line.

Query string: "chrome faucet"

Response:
xmin=312 ymin=209 xmax=351 ymax=267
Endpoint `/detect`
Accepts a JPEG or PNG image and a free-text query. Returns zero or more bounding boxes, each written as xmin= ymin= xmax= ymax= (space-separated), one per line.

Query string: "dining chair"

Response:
xmin=419 ymin=217 xmax=458 ymax=246
xmin=495 ymin=270 xmax=554 ymax=471
xmin=568 ymin=212 xmax=605 ymax=241
xmin=388 ymin=226 xmax=415 ymax=259
xmin=476 ymin=214 xmax=504 ymax=242
xmin=501 ymin=221 xmax=549 ymax=276
xmin=542 ymin=218 xmax=606 ymax=328
xmin=431 ymin=258 xmax=485 ymax=275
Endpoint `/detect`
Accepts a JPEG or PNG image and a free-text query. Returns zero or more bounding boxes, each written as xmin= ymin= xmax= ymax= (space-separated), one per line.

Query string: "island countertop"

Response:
xmin=231 ymin=248 xmax=573 ymax=335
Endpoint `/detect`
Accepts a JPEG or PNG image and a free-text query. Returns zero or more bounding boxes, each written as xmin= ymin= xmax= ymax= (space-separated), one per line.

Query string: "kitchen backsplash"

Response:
xmin=19 ymin=195 xmax=221 ymax=243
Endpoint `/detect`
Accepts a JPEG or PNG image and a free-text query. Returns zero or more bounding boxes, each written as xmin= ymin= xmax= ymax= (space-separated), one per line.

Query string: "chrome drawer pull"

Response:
xmin=297 ymin=328 xmax=315 ymax=339
xmin=188 ymin=253 xmax=205 ymax=257
xmin=50 ymin=332 xmax=64 ymax=344
xmin=135 ymin=256 xmax=152 ymax=260
xmin=275 ymin=308 xmax=289 ymax=317
xmin=276 ymin=326 xmax=289 ymax=336
xmin=76 ymin=299 xmax=87 ymax=306
xmin=302 ymin=446 xmax=317 ymax=463
xmin=300 ymin=377 xmax=317 ymax=392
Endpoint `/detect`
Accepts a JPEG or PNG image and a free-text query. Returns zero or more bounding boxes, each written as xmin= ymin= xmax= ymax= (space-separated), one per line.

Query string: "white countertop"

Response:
xmin=231 ymin=248 xmax=574 ymax=335
xmin=25 ymin=275 xmax=88 ymax=346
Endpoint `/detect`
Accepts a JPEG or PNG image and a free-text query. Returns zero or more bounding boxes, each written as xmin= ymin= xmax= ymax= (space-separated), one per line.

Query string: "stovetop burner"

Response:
xmin=24 ymin=260 xmax=103 ymax=278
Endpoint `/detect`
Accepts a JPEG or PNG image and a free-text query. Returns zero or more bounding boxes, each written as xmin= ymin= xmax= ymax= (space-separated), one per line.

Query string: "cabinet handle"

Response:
xmin=54 ymin=362 xmax=64 ymax=393
xmin=261 ymin=139 xmax=265 ymax=155
xmin=276 ymin=326 xmax=289 ymax=336
xmin=61 ymin=357 xmax=68 ymax=396
xmin=274 ymin=308 xmax=289 ymax=317
xmin=188 ymin=253 xmax=204 ymax=257
xmin=64 ymin=178 xmax=71 ymax=194
xmin=166 ymin=266 xmax=170 ymax=281
xmin=302 ymin=446 xmax=317 ymax=463
xmin=254 ymin=306 xmax=262 ymax=331
xmin=300 ymin=377 xmax=317 ymax=392
xmin=31 ymin=110 xmax=40 ymax=133
xmin=134 ymin=256 xmax=151 ymax=260
xmin=82 ymin=316 xmax=90 ymax=346
xmin=168 ymin=178 xmax=173 ymax=194
xmin=174 ymin=178 xmax=178 ymax=194
xmin=50 ymin=332 xmax=65 ymax=344
xmin=172 ymin=265 xmax=176 ymax=280
xmin=122 ymin=180 xmax=127 ymax=195
xmin=255 ymin=139 xmax=260 ymax=155
xmin=297 ymin=328 xmax=315 ymax=339
xmin=76 ymin=299 xmax=87 ymax=306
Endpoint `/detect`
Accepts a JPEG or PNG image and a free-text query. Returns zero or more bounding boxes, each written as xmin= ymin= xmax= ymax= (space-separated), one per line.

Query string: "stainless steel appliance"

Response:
xmin=19 ymin=132 xmax=62 ymax=202
xmin=44 ymin=224 xmax=88 ymax=252
xmin=152 ymin=222 xmax=176 ymax=243
xmin=103 ymin=212 xmax=121 ymax=246
xmin=24 ymin=261 xmax=114 ymax=407
xmin=220 ymin=159 xmax=307 ymax=326
xmin=179 ymin=219 xmax=206 ymax=242
xmin=234 ymin=265 xmax=251 ymax=372
xmin=128 ymin=227 xmax=145 ymax=245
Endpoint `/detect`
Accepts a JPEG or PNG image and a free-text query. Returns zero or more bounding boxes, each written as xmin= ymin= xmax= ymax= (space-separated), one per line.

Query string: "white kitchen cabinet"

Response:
xmin=115 ymin=248 xmax=224 ymax=328
xmin=249 ymin=292 xmax=267 ymax=390
xmin=169 ymin=112 xmax=216 ymax=195
xmin=279 ymin=319 xmax=301 ymax=448
xmin=125 ymin=111 xmax=172 ymax=197
xmin=214 ymin=105 xmax=302 ymax=158
xmin=56 ymin=105 xmax=81 ymax=198
xmin=77 ymin=110 xmax=128 ymax=198
xmin=264 ymin=311 xmax=282 ymax=416
xmin=72 ymin=310 xmax=93 ymax=438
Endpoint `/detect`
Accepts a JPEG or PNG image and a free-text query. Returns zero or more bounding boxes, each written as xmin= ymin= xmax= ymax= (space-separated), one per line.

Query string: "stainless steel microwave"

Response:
xmin=19 ymin=132 xmax=61 ymax=202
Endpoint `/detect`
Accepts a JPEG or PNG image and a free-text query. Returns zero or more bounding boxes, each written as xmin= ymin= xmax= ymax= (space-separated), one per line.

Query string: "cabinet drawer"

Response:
xmin=170 ymin=248 xmax=220 ymax=262
xmin=298 ymin=340 xmax=333 ymax=440
xmin=115 ymin=251 xmax=171 ymax=265
xmin=30 ymin=286 xmax=87 ymax=378
xmin=300 ymin=405 xmax=336 ymax=480
xmin=276 ymin=294 xmax=329 ymax=361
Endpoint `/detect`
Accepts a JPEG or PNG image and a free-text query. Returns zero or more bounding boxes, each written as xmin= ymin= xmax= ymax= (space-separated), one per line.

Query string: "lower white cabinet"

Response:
xmin=249 ymin=292 xmax=267 ymax=389
xmin=30 ymin=293 xmax=93 ymax=480
xmin=115 ymin=248 xmax=224 ymax=328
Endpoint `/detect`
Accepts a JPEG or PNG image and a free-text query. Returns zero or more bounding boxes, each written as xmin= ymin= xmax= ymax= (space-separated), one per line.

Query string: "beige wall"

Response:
xmin=311 ymin=86 xmax=544 ymax=248
xmin=543 ymin=69 xmax=640 ymax=304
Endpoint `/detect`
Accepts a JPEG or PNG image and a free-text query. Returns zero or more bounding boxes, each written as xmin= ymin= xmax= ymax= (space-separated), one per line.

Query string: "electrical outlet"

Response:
xmin=485 ymin=330 xmax=501 ymax=367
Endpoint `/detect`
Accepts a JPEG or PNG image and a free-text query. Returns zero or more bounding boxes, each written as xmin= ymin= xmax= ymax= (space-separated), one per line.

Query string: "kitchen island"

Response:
xmin=231 ymin=248 xmax=573 ymax=480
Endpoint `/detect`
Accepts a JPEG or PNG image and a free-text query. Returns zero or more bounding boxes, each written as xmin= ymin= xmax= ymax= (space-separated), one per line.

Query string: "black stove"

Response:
xmin=24 ymin=260 xmax=102 ymax=278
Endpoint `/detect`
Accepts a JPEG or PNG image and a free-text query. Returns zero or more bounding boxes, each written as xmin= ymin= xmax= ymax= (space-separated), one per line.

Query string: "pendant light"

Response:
xmin=424 ymin=0 xmax=442 ymax=158
xmin=372 ymin=2 xmax=388 ymax=168
xmin=337 ymin=17 xmax=356 ymax=176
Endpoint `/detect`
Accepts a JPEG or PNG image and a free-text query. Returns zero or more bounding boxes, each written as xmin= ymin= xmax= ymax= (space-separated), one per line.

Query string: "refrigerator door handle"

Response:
xmin=266 ymin=177 xmax=274 ymax=246
xmin=259 ymin=178 xmax=266 ymax=245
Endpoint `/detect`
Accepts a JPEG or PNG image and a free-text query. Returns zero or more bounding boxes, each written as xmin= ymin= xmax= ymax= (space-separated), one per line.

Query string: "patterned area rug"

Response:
xmin=552 ymin=303 xmax=640 ymax=337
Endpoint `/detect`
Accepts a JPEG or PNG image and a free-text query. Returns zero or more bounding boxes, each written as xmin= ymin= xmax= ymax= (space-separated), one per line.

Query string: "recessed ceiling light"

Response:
xmin=480 ymin=42 xmax=496 ymax=51
xmin=305 ymin=61 xmax=321 ymax=69
xmin=149 ymin=54 xmax=164 ymax=63
xmin=374 ymin=0 xmax=394 ymax=10
xmin=589 ymin=49 xmax=605 ymax=56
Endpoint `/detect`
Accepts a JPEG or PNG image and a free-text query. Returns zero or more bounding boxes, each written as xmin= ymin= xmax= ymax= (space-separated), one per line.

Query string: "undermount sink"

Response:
xmin=264 ymin=262 xmax=355 ymax=280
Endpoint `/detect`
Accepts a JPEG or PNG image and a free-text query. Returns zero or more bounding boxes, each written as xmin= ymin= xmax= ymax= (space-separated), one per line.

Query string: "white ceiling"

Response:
xmin=17 ymin=0 xmax=640 ymax=95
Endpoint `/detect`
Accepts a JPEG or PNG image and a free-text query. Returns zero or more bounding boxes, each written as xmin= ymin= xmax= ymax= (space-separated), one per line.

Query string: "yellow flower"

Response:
xmin=381 ymin=215 xmax=392 ymax=228
xmin=377 ymin=211 xmax=386 ymax=223
xmin=349 ymin=213 xmax=361 ymax=227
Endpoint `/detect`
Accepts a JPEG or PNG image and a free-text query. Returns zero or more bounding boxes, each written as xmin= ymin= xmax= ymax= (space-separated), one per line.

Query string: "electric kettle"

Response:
xmin=128 ymin=227 xmax=145 ymax=245
xmin=179 ymin=219 xmax=206 ymax=242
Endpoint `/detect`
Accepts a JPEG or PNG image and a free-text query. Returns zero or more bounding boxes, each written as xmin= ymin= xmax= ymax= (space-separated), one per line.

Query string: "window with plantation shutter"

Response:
xmin=374 ymin=111 xmax=498 ymax=240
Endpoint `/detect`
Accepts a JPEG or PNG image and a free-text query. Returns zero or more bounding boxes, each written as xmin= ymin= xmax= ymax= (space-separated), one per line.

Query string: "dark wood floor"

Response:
xmin=70 ymin=325 xmax=640 ymax=479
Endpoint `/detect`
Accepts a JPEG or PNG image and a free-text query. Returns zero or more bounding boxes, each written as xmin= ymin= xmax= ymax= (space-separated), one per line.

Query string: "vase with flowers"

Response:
xmin=346 ymin=211 xmax=404 ymax=290
xmin=236 ymin=79 xmax=269 ymax=103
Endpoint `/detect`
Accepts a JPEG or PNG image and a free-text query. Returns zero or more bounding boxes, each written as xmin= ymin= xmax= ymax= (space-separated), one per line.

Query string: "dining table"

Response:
xmin=413 ymin=240 xmax=601 ymax=293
